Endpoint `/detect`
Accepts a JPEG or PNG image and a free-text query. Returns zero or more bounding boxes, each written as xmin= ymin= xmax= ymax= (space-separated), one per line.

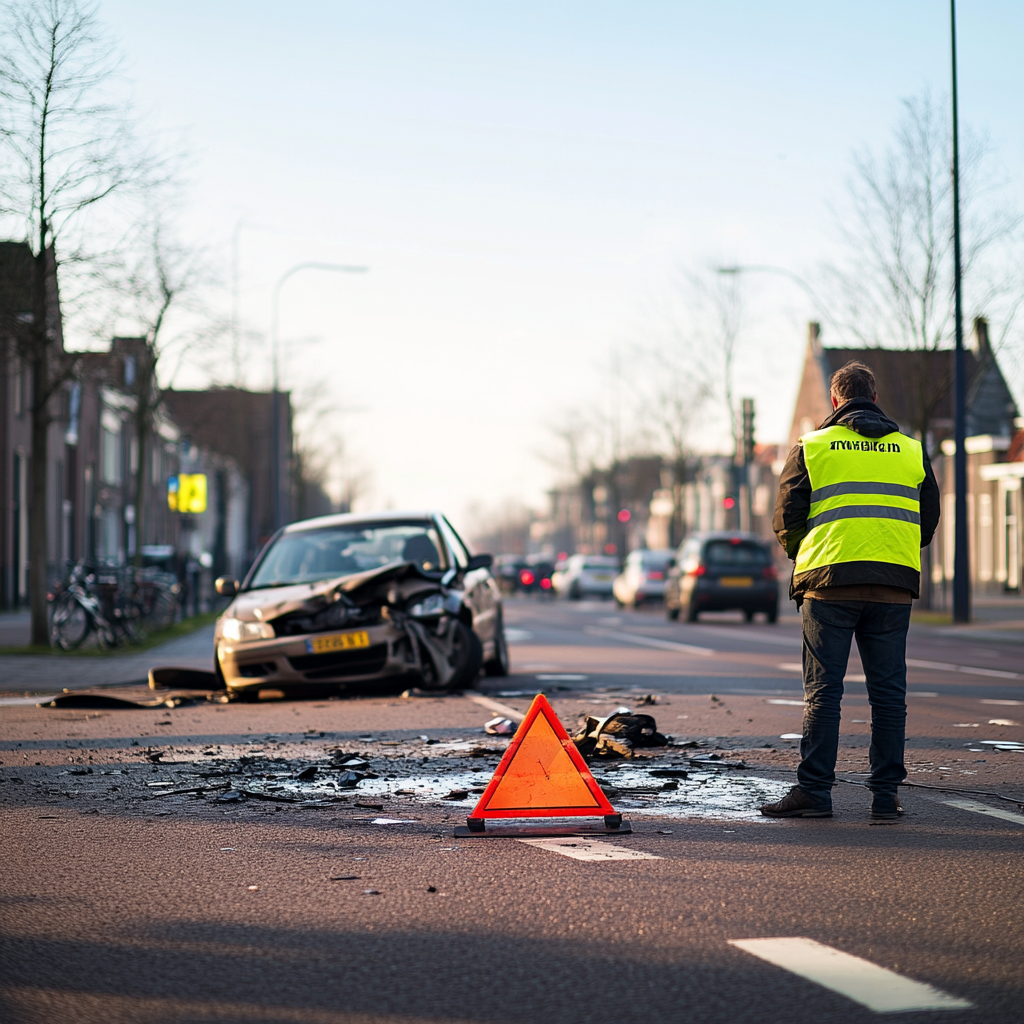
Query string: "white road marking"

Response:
xmin=780 ymin=733 xmax=802 ymax=740
xmin=982 ymin=699 xmax=1023 ymax=705
xmin=518 ymin=838 xmax=660 ymax=861
xmin=908 ymin=658 xmax=1021 ymax=680
xmin=729 ymin=937 xmax=972 ymax=1012
xmin=988 ymin=718 xmax=1019 ymax=726
xmin=465 ymin=694 xmax=526 ymax=722
xmin=584 ymin=627 xmax=714 ymax=656
xmin=767 ymin=699 xmax=805 ymax=706
xmin=778 ymin=663 xmax=803 ymax=671
xmin=692 ymin=627 xmax=801 ymax=649
xmin=941 ymin=798 xmax=1024 ymax=826
xmin=503 ymin=629 xmax=533 ymax=642
xmin=536 ymin=673 xmax=588 ymax=681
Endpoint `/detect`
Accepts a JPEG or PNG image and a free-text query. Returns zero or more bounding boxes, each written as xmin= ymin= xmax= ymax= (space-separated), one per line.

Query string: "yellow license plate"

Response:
xmin=720 ymin=576 xmax=753 ymax=587
xmin=306 ymin=631 xmax=370 ymax=654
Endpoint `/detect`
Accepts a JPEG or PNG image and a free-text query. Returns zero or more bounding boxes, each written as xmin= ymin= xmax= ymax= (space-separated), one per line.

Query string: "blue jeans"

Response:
xmin=797 ymin=599 xmax=911 ymax=806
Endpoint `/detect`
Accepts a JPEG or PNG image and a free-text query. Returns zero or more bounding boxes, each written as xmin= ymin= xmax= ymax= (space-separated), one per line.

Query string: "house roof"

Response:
xmin=790 ymin=320 xmax=1019 ymax=445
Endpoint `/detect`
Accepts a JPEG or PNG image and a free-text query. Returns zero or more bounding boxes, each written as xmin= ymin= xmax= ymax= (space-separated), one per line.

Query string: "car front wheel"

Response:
xmin=484 ymin=624 xmax=510 ymax=677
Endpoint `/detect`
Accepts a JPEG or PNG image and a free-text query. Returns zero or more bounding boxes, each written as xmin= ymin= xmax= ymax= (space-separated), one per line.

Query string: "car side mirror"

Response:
xmin=215 ymin=576 xmax=239 ymax=597
xmin=465 ymin=553 xmax=494 ymax=572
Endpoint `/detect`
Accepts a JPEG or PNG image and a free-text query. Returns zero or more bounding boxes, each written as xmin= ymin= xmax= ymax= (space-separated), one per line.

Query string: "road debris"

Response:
xmin=572 ymin=709 xmax=668 ymax=759
xmin=484 ymin=717 xmax=515 ymax=736
xmin=149 ymin=668 xmax=223 ymax=691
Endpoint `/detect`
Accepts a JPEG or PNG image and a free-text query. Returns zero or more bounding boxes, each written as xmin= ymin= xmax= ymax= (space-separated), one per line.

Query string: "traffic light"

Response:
xmin=741 ymin=397 xmax=755 ymax=465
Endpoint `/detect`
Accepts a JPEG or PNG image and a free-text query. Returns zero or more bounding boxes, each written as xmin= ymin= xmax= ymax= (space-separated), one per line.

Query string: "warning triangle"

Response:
xmin=469 ymin=694 xmax=617 ymax=819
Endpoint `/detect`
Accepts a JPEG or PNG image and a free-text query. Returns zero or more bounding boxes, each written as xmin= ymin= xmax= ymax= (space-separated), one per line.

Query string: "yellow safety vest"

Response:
xmin=794 ymin=425 xmax=925 ymax=577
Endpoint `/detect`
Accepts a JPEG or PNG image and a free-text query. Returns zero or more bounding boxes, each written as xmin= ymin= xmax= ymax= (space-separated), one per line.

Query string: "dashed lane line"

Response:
xmin=583 ymin=627 xmax=714 ymax=657
xmin=465 ymin=694 xmax=526 ymax=722
xmin=518 ymin=838 xmax=660 ymax=861
xmin=729 ymin=937 xmax=972 ymax=1013
xmin=907 ymin=658 xmax=1021 ymax=679
xmin=940 ymin=797 xmax=1024 ymax=826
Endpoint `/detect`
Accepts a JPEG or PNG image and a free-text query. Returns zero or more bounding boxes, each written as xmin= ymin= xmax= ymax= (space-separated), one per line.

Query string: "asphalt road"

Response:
xmin=1 ymin=596 xmax=1022 ymax=1024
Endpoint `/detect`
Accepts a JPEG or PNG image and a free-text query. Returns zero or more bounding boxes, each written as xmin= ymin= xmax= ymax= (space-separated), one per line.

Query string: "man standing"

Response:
xmin=760 ymin=361 xmax=940 ymax=820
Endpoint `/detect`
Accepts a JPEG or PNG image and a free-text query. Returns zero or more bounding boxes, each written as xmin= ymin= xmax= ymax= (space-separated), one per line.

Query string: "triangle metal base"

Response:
xmin=454 ymin=817 xmax=632 ymax=838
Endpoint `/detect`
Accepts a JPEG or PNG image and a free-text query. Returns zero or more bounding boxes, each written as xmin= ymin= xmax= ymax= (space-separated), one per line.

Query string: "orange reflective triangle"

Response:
xmin=470 ymin=694 xmax=617 ymax=818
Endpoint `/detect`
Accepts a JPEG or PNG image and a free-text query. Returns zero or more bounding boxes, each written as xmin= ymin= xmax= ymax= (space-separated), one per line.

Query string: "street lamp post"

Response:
xmin=269 ymin=262 xmax=368 ymax=530
xmin=950 ymin=0 xmax=969 ymax=623
xmin=717 ymin=264 xmax=844 ymax=340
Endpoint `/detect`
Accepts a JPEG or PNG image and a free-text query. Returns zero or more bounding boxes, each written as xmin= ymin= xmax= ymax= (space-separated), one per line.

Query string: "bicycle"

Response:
xmin=49 ymin=561 xmax=117 ymax=650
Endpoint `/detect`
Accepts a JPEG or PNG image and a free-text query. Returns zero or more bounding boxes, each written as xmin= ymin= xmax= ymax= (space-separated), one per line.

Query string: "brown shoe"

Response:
xmin=870 ymin=795 xmax=904 ymax=820
xmin=759 ymin=786 xmax=833 ymax=818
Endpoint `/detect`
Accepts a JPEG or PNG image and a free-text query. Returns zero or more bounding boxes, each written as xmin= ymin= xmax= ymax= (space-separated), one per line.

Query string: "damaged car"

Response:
xmin=212 ymin=511 xmax=509 ymax=697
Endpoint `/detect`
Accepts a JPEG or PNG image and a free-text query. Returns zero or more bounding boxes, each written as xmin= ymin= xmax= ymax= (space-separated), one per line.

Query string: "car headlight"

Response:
xmin=408 ymin=593 xmax=445 ymax=618
xmin=221 ymin=617 xmax=275 ymax=642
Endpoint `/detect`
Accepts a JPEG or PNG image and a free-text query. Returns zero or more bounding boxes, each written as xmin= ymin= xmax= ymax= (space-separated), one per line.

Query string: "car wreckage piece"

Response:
xmin=215 ymin=561 xmax=484 ymax=696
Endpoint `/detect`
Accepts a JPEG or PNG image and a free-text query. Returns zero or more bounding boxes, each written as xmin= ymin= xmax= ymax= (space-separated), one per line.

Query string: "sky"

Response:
xmin=84 ymin=1 xmax=1024 ymax=527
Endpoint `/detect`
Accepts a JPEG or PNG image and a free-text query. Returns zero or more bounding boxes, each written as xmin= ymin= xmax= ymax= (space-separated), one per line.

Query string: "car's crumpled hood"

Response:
xmin=228 ymin=561 xmax=442 ymax=622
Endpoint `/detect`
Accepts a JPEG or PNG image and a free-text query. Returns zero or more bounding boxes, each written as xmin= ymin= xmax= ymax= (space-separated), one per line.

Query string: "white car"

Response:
xmin=552 ymin=554 xmax=620 ymax=599
xmin=613 ymin=548 xmax=674 ymax=607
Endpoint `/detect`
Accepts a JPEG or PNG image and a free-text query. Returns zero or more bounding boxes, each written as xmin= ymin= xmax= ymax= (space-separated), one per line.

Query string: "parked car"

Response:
xmin=664 ymin=532 xmax=778 ymax=623
xmin=212 ymin=511 xmax=509 ymax=696
xmin=613 ymin=548 xmax=675 ymax=607
xmin=552 ymin=554 xmax=620 ymax=600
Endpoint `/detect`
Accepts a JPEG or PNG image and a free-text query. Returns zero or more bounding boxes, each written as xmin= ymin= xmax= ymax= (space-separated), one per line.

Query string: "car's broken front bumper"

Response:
xmin=217 ymin=622 xmax=418 ymax=692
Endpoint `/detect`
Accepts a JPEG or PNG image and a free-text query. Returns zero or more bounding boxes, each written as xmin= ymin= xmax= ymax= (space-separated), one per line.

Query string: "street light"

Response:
xmin=269 ymin=261 xmax=368 ymax=529
xmin=716 ymin=264 xmax=844 ymax=340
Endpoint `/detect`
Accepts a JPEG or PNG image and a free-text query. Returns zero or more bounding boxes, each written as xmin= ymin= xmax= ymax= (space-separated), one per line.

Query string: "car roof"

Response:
xmin=683 ymin=531 xmax=767 ymax=544
xmin=282 ymin=510 xmax=440 ymax=534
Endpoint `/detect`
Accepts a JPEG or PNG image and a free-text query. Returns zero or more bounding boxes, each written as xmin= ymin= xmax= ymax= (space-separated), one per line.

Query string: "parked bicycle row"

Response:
xmin=48 ymin=560 xmax=183 ymax=650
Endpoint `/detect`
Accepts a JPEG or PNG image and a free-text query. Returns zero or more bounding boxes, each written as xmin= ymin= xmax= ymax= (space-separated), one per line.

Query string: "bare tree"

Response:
xmin=824 ymin=90 xmax=1023 ymax=440
xmin=630 ymin=336 xmax=711 ymax=545
xmin=290 ymin=379 xmax=366 ymax=518
xmin=108 ymin=211 xmax=214 ymax=566
xmin=0 ymin=0 xmax=147 ymax=642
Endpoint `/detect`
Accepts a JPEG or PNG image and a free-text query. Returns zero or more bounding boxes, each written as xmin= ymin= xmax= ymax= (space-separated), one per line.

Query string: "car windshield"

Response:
xmin=249 ymin=522 xmax=446 ymax=588
xmin=704 ymin=540 xmax=769 ymax=567
xmin=582 ymin=558 xmax=619 ymax=569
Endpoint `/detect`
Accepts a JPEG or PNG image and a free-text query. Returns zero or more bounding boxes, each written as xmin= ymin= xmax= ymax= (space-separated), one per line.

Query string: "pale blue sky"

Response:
xmin=95 ymin=1 xmax=1024 ymax=520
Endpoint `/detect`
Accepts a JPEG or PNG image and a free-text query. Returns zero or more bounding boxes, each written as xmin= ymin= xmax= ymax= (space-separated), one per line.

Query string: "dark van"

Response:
xmin=665 ymin=532 xmax=779 ymax=623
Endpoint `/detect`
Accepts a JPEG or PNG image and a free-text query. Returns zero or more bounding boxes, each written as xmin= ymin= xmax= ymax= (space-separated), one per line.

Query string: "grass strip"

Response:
xmin=0 ymin=610 xmax=220 ymax=657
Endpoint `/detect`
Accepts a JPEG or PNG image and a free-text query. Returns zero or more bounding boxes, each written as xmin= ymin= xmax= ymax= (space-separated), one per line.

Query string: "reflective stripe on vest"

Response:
xmin=794 ymin=425 xmax=925 ymax=576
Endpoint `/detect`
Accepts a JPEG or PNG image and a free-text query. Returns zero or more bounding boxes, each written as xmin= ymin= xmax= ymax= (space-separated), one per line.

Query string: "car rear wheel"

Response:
xmin=744 ymin=609 xmax=756 ymax=623
xmin=766 ymin=605 xmax=779 ymax=624
xmin=686 ymin=602 xmax=699 ymax=623
xmin=666 ymin=606 xmax=679 ymax=621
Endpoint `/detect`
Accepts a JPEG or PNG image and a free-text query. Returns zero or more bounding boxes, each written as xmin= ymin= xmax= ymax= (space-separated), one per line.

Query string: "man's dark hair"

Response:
xmin=830 ymin=360 xmax=876 ymax=403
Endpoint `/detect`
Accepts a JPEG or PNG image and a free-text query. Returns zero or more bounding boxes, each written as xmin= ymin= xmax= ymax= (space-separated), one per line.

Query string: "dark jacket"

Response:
xmin=773 ymin=397 xmax=940 ymax=602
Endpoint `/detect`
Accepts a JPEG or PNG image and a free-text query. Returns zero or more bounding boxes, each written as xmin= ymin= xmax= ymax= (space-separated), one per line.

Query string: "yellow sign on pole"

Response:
xmin=167 ymin=474 xmax=207 ymax=513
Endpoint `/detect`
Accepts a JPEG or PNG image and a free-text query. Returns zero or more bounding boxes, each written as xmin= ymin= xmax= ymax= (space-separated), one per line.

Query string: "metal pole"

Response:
xmin=950 ymin=0 xmax=970 ymax=623
xmin=268 ymin=262 xmax=368 ymax=529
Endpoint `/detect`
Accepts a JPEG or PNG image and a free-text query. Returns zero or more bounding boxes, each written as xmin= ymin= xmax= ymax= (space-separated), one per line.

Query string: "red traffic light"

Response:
xmin=617 ymin=508 xmax=631 ymax=523
xmin=723 ymin=496 xmax=736 ymax=510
